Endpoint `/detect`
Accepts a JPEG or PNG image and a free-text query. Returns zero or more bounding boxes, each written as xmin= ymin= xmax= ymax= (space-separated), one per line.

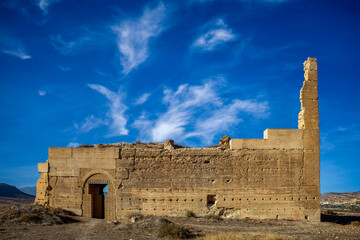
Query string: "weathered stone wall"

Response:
xmin=35 ymin=57 xmax=320 ymax=222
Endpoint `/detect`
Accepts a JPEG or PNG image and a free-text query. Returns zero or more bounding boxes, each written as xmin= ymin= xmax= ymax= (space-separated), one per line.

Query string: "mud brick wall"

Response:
xmin=35 ymin=58 xmax=320 ymax=222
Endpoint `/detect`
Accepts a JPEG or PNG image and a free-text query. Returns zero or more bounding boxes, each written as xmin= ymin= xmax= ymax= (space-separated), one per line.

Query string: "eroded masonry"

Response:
xmin=35 ymin=57 xmax=320 ymax=221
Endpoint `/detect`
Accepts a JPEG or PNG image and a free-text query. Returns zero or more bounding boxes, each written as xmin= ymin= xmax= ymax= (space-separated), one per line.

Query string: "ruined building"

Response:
xmin=35 ymin=57 xmax=320 ymax=221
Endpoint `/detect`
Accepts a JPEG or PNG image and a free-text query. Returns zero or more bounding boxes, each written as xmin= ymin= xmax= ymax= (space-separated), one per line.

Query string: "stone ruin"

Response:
xmin=35 ymin=57 xmax=320 ymax=221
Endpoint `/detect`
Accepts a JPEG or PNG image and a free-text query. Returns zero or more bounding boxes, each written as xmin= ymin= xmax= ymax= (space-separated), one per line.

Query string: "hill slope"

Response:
xmin=321 ymin=191 xmax=360 ymax=210
xmin=0 ymin=183 xmax=35 ymax=199
xmin=19 ymin=186 xmax=36 ymax=196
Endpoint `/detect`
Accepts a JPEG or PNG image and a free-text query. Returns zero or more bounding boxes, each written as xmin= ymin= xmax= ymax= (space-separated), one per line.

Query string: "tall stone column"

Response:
xmin=298 ymin=57 xmax=320 ymax=221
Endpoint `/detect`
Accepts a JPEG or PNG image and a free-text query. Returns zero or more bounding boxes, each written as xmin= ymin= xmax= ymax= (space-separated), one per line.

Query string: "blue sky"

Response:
xmin=0 ymin=0 xmax=359 ymax=193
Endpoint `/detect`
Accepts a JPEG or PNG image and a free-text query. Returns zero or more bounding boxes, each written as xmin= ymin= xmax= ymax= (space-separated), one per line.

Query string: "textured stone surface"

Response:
xmin=35 ymin=57 xmax=320 ymax=222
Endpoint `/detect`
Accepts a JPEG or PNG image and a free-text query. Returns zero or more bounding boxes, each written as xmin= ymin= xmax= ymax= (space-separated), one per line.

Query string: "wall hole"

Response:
xmin=207 ymin=195 xmax=216 ymax=207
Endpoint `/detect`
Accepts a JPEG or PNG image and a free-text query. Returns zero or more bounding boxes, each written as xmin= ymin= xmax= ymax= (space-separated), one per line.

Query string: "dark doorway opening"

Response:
xmin=207 ymin=195 xmax=216 ymax=207
xmin=89 ymin=184 xmax=107 ymax=219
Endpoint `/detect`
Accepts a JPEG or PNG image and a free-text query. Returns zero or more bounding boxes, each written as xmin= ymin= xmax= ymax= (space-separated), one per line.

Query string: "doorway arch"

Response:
xmin=81 ymin=172 xmax=116 ymax=219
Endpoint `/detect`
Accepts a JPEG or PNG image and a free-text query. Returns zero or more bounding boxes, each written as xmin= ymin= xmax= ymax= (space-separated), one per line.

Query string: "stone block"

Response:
xmin=49 ymin=147 xmax=72 ymax=158
xmin=38 ymin=162 xmax=49 ymax=173
xmin=117 ymin=168 xmax=129 ymax=179
xmin=303 ymin=57 xmax=317 ymax=71
xmin=304 ymin=70 xmax=318 ymax=81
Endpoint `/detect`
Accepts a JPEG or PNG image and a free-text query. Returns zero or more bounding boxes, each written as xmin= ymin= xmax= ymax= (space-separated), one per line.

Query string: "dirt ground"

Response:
xmin=0 ymin=205 xmax=359 ymax=240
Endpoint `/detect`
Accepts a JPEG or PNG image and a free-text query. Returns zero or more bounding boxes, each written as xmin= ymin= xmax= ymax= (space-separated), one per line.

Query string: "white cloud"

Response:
xmin=112 ymin=3 xmax=167 ymax=74
xmin=193 ymin=19 xmax=236 ymax=51
xmin=77 ymin=115 xmax=105 ymax=133
xmin=38 ymin=90 xmax=46 ymax=96
xmin=133 ymin=80 xmax=269 ymax=144
xmin=0 ymin=35 xmax=31 ymax=60
xmin=151 ymin=81 xmax=221 ymax=142
xmin=50 ymin=33 xmax=94 ymax=55
xmin=57 ymin=65 xmax=71 ymax=71
xmin=134 ymin=93 xmax=151 ymax=105
xmin=187 ymin=99 xmax=269 ymax=144
xmin=2 ymin=49 xmax=31 ymax=59
xmin=190 ymin=0 xmax=291 ymax=4
xmin=132 ymin=112 xmax=153 ymax=139
xmin=88 ymin=84 xmax=129 ymax=136
xmin=67 ymin=142 xmax=80 ymax=148
xmin=37 ymin=0 xmax=61 ymax=14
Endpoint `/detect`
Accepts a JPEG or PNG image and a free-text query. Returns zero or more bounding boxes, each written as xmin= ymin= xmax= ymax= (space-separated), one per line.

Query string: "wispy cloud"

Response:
xmin=132 ymin=112 xmax=153 ymax=139
xmin=38 ymin=90 xmax=46 ymax=96
xmin=0 ymin=35 xmax=31 ymax=60
xmin=67 ymin=142 xmax=80 ymax=147
xmin=50 ymin=32 xmax=97 ymax=55
xmin=76 ymin=115 xmax=106 ymax=133
xmin=134 ymin=93 xmax=151 ymax=105
xmin=190 ymin=0 xmax=292 ymax=4
xmin=37 ymin=0 xmax=61 ymax=14
xmin=133 ymin=79 xmax=269 ymax=144
xmin=187 ymin=99 xmax=269 ymax=144
xmin=57 ymin=65 xmax=71 ymax=71
xmin=112 ymin=3 xmax=167 ymax=74
xmin=193 ymin=19 xmax=236 ymax=51
xmin=321 ymin=124 xmax=360 ymax=152
xmin=151 ymin=81 xmax=221 ymax=142
xmin=88 ymin=84 xmax=129 ymax=136
xmin=2 ymin=49 xmax=31 ymax=59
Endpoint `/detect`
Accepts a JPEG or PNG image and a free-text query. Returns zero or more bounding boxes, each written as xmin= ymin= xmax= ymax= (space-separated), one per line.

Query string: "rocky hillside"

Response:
xmin=0 ymin=183 xmax=34 ymax=199
xmin=19 ymin=186 xmax=36 ymax=196
xmin=321 ymin=191 xmax=360 ymax=211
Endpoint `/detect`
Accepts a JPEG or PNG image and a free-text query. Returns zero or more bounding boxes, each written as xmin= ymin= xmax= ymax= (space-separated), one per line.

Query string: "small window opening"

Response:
xmin=207 ymin=195 xmax=216 ymax=207
xmin=305 ymin=215 xmax=309 ymax=220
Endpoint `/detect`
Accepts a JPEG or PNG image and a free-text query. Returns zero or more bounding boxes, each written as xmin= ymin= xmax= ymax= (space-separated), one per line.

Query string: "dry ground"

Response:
xmin=0 ymin=205 xmax=359 ymax=240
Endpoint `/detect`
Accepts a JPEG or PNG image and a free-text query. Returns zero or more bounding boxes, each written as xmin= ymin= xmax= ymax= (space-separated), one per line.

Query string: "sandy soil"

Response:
xmin=0 ymin=205 xmax=359 ymax=240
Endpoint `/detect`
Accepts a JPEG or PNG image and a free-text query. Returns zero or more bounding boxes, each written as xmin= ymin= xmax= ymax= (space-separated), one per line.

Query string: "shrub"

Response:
xmin=185 ymin=211 xmax=196 ymax=218
xmin=158 ymin=223 xmax=192 ymax=239
xmin=18 ymin=214 xmax=42 ymax=224
xmin=199 ymin=232 xmax=294 ymax=240
xmin=350 ymin=221 xmax=360 ymax=227
xmin=204 ymin=215 xmax=222 ymax=220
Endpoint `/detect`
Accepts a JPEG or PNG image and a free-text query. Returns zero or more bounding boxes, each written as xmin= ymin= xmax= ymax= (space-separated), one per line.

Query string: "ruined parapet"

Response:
xmin=298 ymin=57 xmax=320 ymax=221
xmin=35 ymin=161 xmax=49 ymax=205
xmin=299 ymin=57 xmax=319 ymax=131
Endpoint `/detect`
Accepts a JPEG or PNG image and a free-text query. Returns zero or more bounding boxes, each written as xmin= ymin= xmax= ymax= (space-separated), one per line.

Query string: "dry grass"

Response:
xmin=158 ymin=223 xmax=192 ymax=239
xmin=18 ymin=213 xmax=43 ymax=224
xmin=350 ymin=221 xmax=360 ymax=227
xmin=185 ymin=211 xmax=196 ymax=218
xmin=200 ymin=232 xmax=294 ymax=240
xmin=204 ymin=215 xmax=222 ymax=220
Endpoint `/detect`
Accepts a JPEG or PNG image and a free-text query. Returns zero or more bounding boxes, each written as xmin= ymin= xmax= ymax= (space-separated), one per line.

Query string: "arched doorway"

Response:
xmin=82 ymin=173 xmax=116 ymax=219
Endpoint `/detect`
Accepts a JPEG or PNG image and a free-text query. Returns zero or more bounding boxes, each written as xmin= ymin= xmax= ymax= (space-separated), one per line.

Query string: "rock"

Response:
xmin=219 ymin=135 xmax=231 ymax=148
xmin=164 ymin=139 xmax=175 ymax=150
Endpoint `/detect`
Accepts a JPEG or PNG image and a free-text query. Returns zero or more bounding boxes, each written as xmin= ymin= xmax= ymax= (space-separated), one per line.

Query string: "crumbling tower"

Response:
xmin=298 ymin=57 xmax=320 ymax=221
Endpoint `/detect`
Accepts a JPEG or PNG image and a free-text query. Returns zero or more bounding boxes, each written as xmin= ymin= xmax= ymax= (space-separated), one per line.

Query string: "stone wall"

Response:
xmin=35 ymin=58 xmax=320 ymax=222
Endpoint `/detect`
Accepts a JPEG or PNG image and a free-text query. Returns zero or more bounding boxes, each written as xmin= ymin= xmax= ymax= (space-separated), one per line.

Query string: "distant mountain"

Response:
xmin=0 ymin=183 xmax=35 ymax=199
xmin=321 ymin=191 xmax=360 ymax=210
xmin=19 ymin=186 xmax=36 ymax=196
